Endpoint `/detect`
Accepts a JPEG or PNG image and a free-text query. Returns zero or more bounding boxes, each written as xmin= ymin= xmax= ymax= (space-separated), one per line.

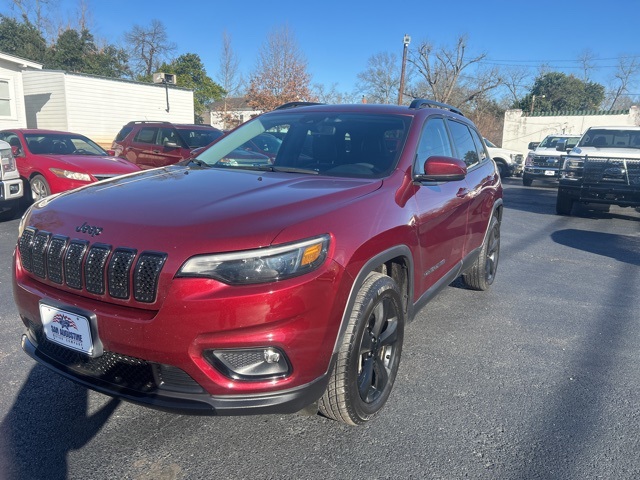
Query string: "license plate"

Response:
xmin=544 ymin=170 xmax=556 ymax=176
xmin=40 ymin=304 xmax=95 ymax=355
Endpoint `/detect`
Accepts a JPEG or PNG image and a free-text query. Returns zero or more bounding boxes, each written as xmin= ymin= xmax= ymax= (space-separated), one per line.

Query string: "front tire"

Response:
xmin=29 ymin=174 xmax=51 ymax=202
xmin=522 ymin=175 xmax=533 ymax=186
xmin=463 ymin=215 xmax=500 ymax=291
xmin=0 ymin=206 xmax=17 ymax=222
xmin=319 ymin=272 xmax=405 ymax=425
xmin=556 ymin=190 xmax=574 ymax=215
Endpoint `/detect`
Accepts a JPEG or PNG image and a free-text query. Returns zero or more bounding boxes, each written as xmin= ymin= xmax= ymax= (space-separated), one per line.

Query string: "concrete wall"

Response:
xmin=502 ymin=106 xmax=640 ymax=155
xmin=22 ymin=70 xmax=195 ymax=147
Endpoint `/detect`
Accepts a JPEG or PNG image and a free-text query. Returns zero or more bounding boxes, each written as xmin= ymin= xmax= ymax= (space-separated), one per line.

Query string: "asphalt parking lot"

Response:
xmin=0 ymin=178 xmax=639 ymax=480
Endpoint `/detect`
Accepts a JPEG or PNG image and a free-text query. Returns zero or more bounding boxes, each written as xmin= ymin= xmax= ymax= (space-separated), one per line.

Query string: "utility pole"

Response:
xmin=397 ymin=34 xmax=411 ymax=105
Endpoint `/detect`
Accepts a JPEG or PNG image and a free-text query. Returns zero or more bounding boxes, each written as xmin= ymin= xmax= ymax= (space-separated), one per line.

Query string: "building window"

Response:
xmin=0 ymin=79 xmax=11 ymax=117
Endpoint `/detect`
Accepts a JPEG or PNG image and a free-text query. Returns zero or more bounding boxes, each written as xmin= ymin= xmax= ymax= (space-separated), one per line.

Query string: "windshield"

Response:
xmin=195 ymin=112 xmax=411 ymax=178
xmin=539 ymin=136 xmax=580 ymax=149
xmin=176 ymin=128 xmax=224 ymax=148
xmin=24 ymin=133 xmax=107 ymax=155
xmin=578 ymin=129 xmax=640 ymax=148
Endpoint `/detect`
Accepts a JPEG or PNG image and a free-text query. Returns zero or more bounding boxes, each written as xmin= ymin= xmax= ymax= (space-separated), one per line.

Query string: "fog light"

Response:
xmin=10 ymin=184 xmax=20 ymax=194
xmin=204 ymin=347 xmax=290 ymax=380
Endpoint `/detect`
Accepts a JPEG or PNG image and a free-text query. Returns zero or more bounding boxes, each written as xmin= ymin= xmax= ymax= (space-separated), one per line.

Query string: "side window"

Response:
xmin=468 ymin=127 xmax=488 ymax=164
xmin=133 ymin=127 xmax=158 ymax=144
xmin=414 ymin=117 xmax=452 ymax=173
xmin=447 ymin=120 xmax=481 ymax=167
xmin=159 ymin=127 xmax=180 ymax=146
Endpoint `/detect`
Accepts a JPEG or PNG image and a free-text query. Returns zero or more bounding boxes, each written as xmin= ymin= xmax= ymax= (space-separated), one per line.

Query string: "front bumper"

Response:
xmin=0 ymin=178 xmax=23 ymax=202
xmin=21 ymin=330 xmax=329 ymax=415
xmin=558 ymin=182 xmax=640 ymax=207
xmin=523 ymin=166 xmax=560 ymax=179
xmin=14 ymin=245 xmax=349 ymax=415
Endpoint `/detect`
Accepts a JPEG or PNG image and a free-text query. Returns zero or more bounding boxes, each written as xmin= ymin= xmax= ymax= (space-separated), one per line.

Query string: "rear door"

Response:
xmin=446 ymin=119 xmax=499 ymax=255
xmin=124 ymin=127 xmax=160 ymax=169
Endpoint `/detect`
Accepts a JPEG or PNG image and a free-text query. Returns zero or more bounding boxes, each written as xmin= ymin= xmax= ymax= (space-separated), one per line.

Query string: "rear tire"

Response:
xmin=463 ymin=215 xmax=500 ymax=291
xmin=319 ymin=272 xmax=404 ymax=425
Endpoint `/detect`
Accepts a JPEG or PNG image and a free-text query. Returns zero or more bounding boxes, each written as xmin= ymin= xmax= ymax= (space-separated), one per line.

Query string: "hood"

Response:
xmin=571 ymin=146 xmax=640 ymax=159
xmin=42 ymin=154 xmax=140 ymax=173
xmin=25 ymin=165 xmax=382 ymax=256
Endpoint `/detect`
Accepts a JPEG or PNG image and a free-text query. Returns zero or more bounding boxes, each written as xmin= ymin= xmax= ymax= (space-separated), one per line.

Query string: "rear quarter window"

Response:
xmin=115 ymin=126 xmax=134 ymax=142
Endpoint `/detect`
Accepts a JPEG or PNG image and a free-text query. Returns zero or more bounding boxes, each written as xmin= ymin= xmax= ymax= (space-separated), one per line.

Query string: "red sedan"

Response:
xmin=0 ymin=129 xmax=141 ymax=202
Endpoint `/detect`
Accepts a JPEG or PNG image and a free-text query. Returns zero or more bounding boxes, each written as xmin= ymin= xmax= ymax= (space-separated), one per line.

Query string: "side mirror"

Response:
xmin=528 ymin=141 xmax=540 ymax=150
xmin=415 ymin=156 xmax=467 ymax=182
xmin=11 ymin=145 xmax=22 ymax=156
xmin=555 ymin=139 xmax=567 ymax=152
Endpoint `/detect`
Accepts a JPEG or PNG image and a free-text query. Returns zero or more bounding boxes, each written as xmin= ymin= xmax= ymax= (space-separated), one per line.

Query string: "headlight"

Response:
xmin=49 ymin=168 xmax=92 ymax=182
xmin=525 ymin=152 xmax=535 ymax=165
xmin=178 ymin=235 xmax=330 ymax=284
xmin=562 ymin=158 xmax=583 ymax=170
xmin=1 ymin=147 xmax=17 ymax=173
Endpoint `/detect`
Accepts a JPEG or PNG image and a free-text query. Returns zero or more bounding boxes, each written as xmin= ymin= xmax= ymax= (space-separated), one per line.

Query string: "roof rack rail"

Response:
xmin=126 ymin=120 xmax=173 ymax=125
xmin=408 ymin=99 xmax=464 ymax=117
xmin=275 ymin=102 xmax=325 ymax=110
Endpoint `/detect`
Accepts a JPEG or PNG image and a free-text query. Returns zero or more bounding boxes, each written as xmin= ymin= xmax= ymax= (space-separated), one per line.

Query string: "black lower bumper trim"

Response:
xmin=21 ymin=333 xmax=329 ymax=416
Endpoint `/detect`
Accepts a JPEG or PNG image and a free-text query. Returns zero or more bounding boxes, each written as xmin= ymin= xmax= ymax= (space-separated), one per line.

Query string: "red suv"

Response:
xmin=14 ymin=100 xmax=503 ymax=425
xmin=111 ymin=121 xmax=226 ymax=168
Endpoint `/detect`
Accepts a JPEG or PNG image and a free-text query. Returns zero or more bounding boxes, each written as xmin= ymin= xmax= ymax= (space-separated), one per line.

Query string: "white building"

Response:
xmin=502 ymin=106 xmax=640 ymax=154
xmin=207 ymin=97 xmax=261 ymax=130
xmin=0 ymin=51 xmax=195 ymax=147
xmin=0 ymin=51 xmax=43 ymax=130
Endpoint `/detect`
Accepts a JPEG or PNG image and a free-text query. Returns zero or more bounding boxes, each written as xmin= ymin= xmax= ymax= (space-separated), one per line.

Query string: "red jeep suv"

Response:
xmin=14 ymin=100 xmax=503 ymax=425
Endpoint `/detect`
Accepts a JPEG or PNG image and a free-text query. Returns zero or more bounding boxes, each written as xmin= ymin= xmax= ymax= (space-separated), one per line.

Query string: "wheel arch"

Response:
xmin=331 ymin=245 xmax=414 ymax=359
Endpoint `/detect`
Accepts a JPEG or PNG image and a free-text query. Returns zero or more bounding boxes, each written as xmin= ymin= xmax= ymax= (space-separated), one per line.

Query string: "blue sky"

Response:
xmin=5 ymin=0 xmax=640 ymax=100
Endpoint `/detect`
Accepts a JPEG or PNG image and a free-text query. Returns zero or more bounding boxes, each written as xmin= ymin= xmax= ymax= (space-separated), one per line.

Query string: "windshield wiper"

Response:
xmin=268 ymin=165 xmax=319 ymax=175
xmin=213 ymin=164 xmax=319 ymax=175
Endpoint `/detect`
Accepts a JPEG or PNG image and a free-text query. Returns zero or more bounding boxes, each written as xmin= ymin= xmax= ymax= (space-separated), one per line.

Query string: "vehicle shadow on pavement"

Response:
xmin=551 ymin=229 xmax=640 ymax=266
xmin=0 ymin=365 xmax=120 ymax=480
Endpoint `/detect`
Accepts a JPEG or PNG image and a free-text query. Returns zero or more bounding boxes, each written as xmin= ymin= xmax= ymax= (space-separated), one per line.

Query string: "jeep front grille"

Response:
xmin=18 ymin=227 xmax=166 ymax=303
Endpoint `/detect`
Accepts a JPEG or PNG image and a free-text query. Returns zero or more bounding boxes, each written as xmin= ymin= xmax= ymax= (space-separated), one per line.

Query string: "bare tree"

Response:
xmin=577 ymin=49 xmax=598 ymax=82
xmin=407 ymin=35 xmax=502 ymax=106
xmin=246 ymin=25 xmax=315 ymax=112
xmin=355 ymin=52 xmax=400 ymax=104
xmin=8 ymin=0 xmax=58 ymax=41
xmin=216 ymin=31 xmax=243 ymax=97
xmin=215 ymin=31 xmax=244 ymax=129
xmin=312 ymin=82 xmax=357 ymax=104
xmin=124 ymin=19 xmax=176 ymax=79
xmin=501 ymin=66 xmax=530 ymax=105
xmin=607 ymin=55 xmax=640 ymax=111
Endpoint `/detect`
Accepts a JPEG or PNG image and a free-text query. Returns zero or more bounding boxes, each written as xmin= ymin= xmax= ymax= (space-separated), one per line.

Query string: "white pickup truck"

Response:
xmin=0 ymin=139 xmax=24 ymax=221
xmin=556 ymin=126 xmax=640 ymax=215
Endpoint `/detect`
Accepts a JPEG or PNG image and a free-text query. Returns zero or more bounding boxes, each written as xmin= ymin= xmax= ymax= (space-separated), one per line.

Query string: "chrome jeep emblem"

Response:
xmin=76 ymin=222 xmax=103 ymax=237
